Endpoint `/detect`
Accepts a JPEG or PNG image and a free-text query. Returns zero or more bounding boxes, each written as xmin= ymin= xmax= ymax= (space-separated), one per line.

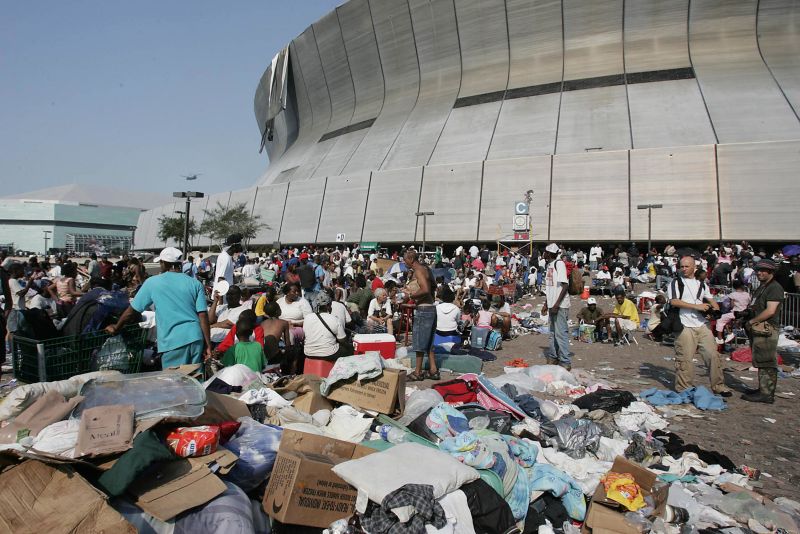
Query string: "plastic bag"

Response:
xmin=573 ymin=390 xmax=636 ymax=413
xmin=166 ymin=426 xmax=220 ymax=458
xmin=489 ymin=372 xmax=547 ymax=394
xmin=91 ymin=335 xmax=136 ymax=372
xmin=542 ymin=417 xmax=602 ymax=459
xmin=397 ymin=388 xmax=444 ymax=426
xmin=204 ymin=365 xmax=261 ymax=389
xmin=601 ymin=472 xmax=646 ymax=511
xmin=525 ymin=365 xmax=579 ymax=386
xmin=74 ymin=371 xmax=207 ymax=421
xmin=223 ymin=416 xmax=283 ymax=492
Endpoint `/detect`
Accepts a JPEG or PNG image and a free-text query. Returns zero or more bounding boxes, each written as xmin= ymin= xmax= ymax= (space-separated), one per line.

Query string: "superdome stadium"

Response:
xmin=135 ymin=0 xmax=800 ymax=250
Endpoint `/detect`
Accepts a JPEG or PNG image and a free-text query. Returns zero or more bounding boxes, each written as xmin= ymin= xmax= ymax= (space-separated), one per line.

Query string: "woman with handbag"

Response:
xmin=741 ymin=259 xmax=784 ymax=404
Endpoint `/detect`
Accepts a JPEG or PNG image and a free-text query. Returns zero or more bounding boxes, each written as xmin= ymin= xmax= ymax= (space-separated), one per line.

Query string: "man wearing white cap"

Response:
xmin=542 ymin=243 xmax=573 ymax=369
xmin=106 ymin=247 xmax=212 ymax=367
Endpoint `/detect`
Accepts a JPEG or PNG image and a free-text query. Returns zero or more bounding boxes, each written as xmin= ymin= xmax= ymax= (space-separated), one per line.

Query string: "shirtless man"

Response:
xmin=404 ymin=250 xmax=440 ymax=381
xmin=260 ymin=302 xmax=295 ymax=373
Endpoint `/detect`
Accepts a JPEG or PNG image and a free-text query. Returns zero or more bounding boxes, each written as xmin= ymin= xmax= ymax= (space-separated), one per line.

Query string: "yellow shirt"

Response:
xmin=255 ymin=295 xmax=267 ymax=317
xmin=613 ymin=298 xmax=640 ymax=324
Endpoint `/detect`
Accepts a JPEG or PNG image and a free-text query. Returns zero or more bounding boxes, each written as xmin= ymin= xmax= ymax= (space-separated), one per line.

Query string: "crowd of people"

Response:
xmin=1 ymin=237 xmax=796 ymax=405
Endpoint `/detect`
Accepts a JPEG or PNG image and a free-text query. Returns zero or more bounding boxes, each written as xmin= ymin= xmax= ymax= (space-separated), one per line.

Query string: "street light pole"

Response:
xmin=637 ymin=204 xmax=663 ymax=256
xmin=173 ymin=192 xmax=205 ymax=253
xmin=175 ymin=210 xmax=186 ymax=251
xmin=43 ymin=230 xmax=52 ymax=256
xmin=415 ymin=211 xmax=435 ymax=255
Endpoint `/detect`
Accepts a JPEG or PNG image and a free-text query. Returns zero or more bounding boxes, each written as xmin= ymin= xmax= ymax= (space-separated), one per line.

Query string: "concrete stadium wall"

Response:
xmin=137 ymin=0 xmax=800 ymax=249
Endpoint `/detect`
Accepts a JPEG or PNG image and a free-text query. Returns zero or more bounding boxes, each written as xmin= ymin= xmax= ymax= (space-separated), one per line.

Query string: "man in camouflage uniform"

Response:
xmin=742 ymin=259 xmax=784 ymax=404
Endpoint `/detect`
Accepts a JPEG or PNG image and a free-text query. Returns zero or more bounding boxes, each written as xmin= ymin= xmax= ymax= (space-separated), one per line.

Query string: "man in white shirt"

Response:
xmin=541 ymin=243 xmax=573 ymax=370
xmin=469 ymin=245 xmax=479 ymax=259
xmin=214 ymin=234 xmax=242 ymax=286
xmin=208 ymin=285 xmax=248 ymax=342
xmin=241 ymin=257 xmax=259 ymax=279
xmin=589 ymin=244 xmax=603 ymax=271
xmin=667 ymin=256 xmax=731 ymax=396
xmin=8 ymin=264 xmax=29 ymax=310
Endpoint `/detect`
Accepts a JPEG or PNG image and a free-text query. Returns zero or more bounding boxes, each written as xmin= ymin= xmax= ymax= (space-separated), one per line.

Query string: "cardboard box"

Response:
xmin=583 ymin=456 xmax=668 ymax=534
xmin=194 ymin=391 xmax=251 ymax=425
xmin=325 ymin=368 xmax=406 ymax=415
xmin=0 ymin=460 xmax=135 ymax=534
xmin=127 ymin=447 xmax=238 ymax=522
xmin=272 ymin=375 xmax=333 ymax=415
xmin=264 ymin=429 xmax=375 ymax=528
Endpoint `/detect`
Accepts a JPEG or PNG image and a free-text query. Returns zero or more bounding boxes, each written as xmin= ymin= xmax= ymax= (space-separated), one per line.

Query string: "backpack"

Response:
xmin=661 ymin=278 xmax=706 ymax=334
xmin=432 ymin=379 xmax=478 ymax=403
xmin=485 ymin=330 xmax=503 ymax=351
xmin=568 ymin=267 xmax=584 ymax=295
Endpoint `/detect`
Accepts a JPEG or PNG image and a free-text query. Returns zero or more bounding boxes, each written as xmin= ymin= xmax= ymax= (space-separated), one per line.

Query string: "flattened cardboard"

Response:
xmin=0 ymin=390 xmax=84 ymax=445
xmin=264 ymin=429 xmax=375 ymax=528
xmin=325 ymin=369 xmax=406 ymax=415
xmin=0 ymin=460 xmax=135 ymax=534
xmin=76 ymin=404 xmax=135 ymax=457
xmin=584 ymin=456 xmax=668 ymax=534
xmin=127 ymin=447 xmax=237 ymax=522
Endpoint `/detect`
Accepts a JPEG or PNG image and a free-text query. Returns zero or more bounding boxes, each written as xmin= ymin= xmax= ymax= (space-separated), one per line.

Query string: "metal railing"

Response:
xmin=781 ymin=292 xmax=800 ymax=329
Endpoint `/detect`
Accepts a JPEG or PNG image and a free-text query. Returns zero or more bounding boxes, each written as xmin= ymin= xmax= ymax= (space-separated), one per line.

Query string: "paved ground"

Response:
xmin=410 ymin=290 xmax=800 ymax=503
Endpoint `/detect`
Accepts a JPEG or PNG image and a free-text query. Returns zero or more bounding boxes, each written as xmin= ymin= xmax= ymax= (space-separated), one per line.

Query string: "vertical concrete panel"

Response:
xmin=362 ymin=167 xmax=423 ymax=242
xmin=629 ymin=146 xmax=719 ymax=242
xmin=279 ymin=177 xmax=327 ymax=244
xmin=252 ymin=183 xmax=289 ymax=245
xmin=317 ymin=172 xmax=371 ymax=243
xmin=342 ymin=0 xmax=420 ymax=173
xmin=382 ymin=0 xmax=462 ymax=169
xmin=550 ymin=150 xmax=629 ymax=240
xmin=479 ymin=156 xmax=552 ymax=241
xmin=417 ymin=161 xmax=482 ymax=242
xmin=690 ymin=0 xmax=800 ymax=143
xmin=717 ymin=140 xmax=800 ymax=240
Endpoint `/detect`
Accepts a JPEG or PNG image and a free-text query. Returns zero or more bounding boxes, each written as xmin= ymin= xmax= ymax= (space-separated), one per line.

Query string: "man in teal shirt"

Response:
xmin=107 ymin=247 xmax=212 ymax=367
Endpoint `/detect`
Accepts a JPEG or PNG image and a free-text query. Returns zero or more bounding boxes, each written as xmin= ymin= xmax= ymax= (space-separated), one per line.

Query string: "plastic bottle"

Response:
xmin=372 ymin=424 xmax=408 ymax=444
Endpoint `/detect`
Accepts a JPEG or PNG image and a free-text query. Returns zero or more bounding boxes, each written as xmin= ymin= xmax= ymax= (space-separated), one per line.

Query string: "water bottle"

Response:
xmin=373 ymin=423 xmax=408 ymax=444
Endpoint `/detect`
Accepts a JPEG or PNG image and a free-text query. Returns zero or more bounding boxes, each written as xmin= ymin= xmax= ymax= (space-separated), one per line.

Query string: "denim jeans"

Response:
xmin=546 ymin=307 xmax=573 ymax=365
xmin=655 ymin=275 xmax=673 ymax=291
xmin=590 ymin=260 xmax=598 ymax=271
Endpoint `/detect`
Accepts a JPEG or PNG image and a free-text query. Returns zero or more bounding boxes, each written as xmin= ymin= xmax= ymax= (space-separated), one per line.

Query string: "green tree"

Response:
xmin=199 ymin=201 xmax=266 ymax=249
xmin=157 ymin=215 xmax=198 ymax=249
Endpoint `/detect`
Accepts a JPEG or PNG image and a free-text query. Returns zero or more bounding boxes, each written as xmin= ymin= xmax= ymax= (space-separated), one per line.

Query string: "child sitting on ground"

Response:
xmin=222 ymin=315 xmax=266 ymax=373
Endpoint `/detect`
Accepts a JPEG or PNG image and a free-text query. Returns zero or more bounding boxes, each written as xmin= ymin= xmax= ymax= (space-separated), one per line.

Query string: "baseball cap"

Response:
xmin=613 ymin=286 xmax=626 ymax=296
xmin=299 ymin=252 xmax=310 ymax=261
xmin=157 ymin=247 xmax=183 ymax=263
xmin=545 ymin=243 xmax=559 ymax=254
xmin=755 ymin=259 xmax=777 ymax=271
xmin=587 ymin=297 xmax=597 ymax=305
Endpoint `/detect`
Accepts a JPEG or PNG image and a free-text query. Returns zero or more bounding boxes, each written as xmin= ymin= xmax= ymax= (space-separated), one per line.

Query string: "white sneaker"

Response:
xmin=715 ymin=338 xmax=724 ymax=345
xmin=725 ymin=333 xmax=735 ymax=343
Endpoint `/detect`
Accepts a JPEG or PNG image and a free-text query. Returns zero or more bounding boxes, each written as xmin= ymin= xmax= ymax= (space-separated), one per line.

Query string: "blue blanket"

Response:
xmin=640 ymin=386 xmax=726 ymax=411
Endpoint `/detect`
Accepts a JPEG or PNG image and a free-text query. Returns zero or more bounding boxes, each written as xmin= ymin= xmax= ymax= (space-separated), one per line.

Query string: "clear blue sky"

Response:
xmin=1 ymin=1 xmax=342 ymax=197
